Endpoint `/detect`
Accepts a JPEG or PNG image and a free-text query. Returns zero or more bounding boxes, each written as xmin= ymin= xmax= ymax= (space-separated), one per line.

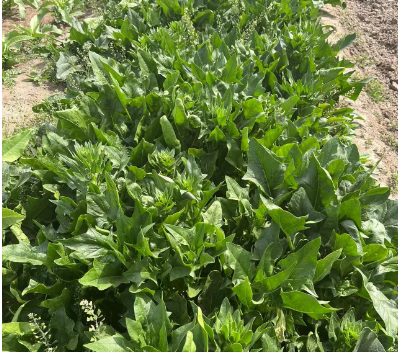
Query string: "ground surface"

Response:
xmin=321 ymin=0 xmax=398 ymax=196
xmin=2 ymin=7 xmax=64 ymax=137
xmin=2 ymin=1 xmax=398 ymax=194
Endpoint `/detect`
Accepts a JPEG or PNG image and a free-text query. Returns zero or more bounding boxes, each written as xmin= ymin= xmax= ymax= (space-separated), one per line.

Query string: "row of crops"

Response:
xmin=2 ymin=0 xmax=398 ymax=351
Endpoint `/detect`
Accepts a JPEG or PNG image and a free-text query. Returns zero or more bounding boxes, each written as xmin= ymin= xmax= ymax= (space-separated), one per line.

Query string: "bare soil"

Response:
xmin=2 ymin=7 xmax=64 ymax=137
xmin=2 ymin=6 xmax=55 ymax=33
xmin=2 ymin=59 xmax=64 ymax=137
xmin=321 ymin=0 xmax=398 ymax=197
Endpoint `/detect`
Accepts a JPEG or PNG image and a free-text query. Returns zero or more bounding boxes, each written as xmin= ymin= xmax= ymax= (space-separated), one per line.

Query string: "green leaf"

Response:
xmin=257 ymin=262 xmax=297 ymax=291
xmin=55 ymin=107 xmax=91 ymax=141
xmin=198 ymin=271 xmax=231 ymax=316
xmin=243 ymin=139 xmax=285 ymax=196
xmin=160 ymin=116 xmax=180 ymax=147
xmin=362 ymin=244 xmax=389 ymax=262
xmin=182 ymin=331 xmax=196 ymax=352
xmin=22 ymin=279 xmax=63 ymax=296
xmin=137 ymin=49 xmax=158 ymax=75
xmin=163 ymin=71 xmax=179 ymax=92
xmin=288 ymin=188 xmax=325 ymax=224
xmin=232 ymin=277 xmax=253 ymax=308
xmin=261 ymin=197 xmax=308 ymax=237
xmin=281 ymin=95 xmax=299 ymax=114
xmin=56 ymin=52 xmax=83 ymax=79
xmin=2 ymin=129 xmax=33 ymax=162
xmin=203 ymin=200 xmax=222 ymax=227
xmin=352 ymin=328 xmax=386 ymax=352
xmin=3 ymin=242 xmax=48 ymax=265
xmin=339 ymin=199 xmax=362 ymax=228
xmin=242 ymin=99 xmax=264 ymax=120
xmin=79 ymin=260 xmax=128 ymax=290
xmin=333 ymin=33 xmax=356 ymax=52
xmin=313 ymin=249 xmax=342 ymax=283
xmin=281 ymin=291 xmax=340 ymax=319
xmin=226 ymin=137 xmax=245 ymax=170
xmin=50 ymin=307 xmax=79 ymax=350
xmin=2 ymin=323 xmax=34 ymax=336
xmin=226 ymin=243 xmax=255 ymax=282
xmin=60 ymin=228 xmax=117 ymax=258
xmin=173 ymin=98 xmax=187 ymax=125
xmin=358 ymin=269 xmax=398 ymax=338
xmin=226 ymin=176 xmax=248 ymax=200
xmin=221 ymin=54 xmax=238 ymax=83
xmin=85 ymin=336 xmax=134 ymax=352
xmin=278 ymin=238 xmax=321 ymax=290
xmin=2 ymin=208 xmax=25 ymax=229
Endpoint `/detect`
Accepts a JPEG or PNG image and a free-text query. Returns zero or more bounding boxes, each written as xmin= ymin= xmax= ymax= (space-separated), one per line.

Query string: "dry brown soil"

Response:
xmin=2 ymin=7 xmax=64 ymax=137
xmin=321 ymin=0 xmax=398 ymax=197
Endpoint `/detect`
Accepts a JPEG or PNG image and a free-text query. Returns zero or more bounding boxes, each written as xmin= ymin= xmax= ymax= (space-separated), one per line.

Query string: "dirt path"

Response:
xmin=321 ymin=0 xmax=398 ymax=197
xmin=2 ymin=7 xmax=64 ymax=137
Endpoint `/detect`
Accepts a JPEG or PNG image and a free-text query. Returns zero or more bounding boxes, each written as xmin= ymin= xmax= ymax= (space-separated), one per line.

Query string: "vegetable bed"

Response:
xmin=2 ymin=0 xmax=398 ymax=351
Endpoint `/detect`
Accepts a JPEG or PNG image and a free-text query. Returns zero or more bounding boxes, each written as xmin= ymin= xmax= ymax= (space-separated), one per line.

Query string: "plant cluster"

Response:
xmin=2 ymin=0 xmax=398 ymax=351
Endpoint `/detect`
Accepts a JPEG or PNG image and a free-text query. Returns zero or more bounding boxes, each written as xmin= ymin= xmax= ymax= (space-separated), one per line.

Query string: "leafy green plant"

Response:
xmin=366 ymin=78 xmax=386 ymax=102
xmin=2 ymin=0 xmax=15 ymax=16
xmin=2 ymin=0 xmax=397 ymax=351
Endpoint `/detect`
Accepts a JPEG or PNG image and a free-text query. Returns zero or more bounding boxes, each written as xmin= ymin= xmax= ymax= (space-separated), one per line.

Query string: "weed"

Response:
xmin=388 ymin=173 xmax=398 ymax=193
xmin=28 ymin=313 xmax=56 ymax=352
xmin=365 ymin=79 xmax=385 ymax=102
xmin=355 ymin=53 xmax=374 ymax=68
xmin=383 ymin=133 xmax=398 ymax=151
xmin=365 ymin=138 xmax=373 ymax=147
xmin=2 ymin=69 xmax=23 ymax=88
xmin=2 ymin=0 xmax=14 ymax=15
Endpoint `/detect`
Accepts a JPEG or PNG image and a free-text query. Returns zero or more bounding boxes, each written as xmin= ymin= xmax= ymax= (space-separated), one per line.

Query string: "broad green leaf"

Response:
xmin=288 ymin=188 xmax=325 ymax=223
xmin=79 ymin=260 xmax=128 ymax=290
xmin=281 ymin=291 xmax=340 ymax=319
xmin=358 ymin=269 xmax=398 ymax=338
xmin=160 ymin=116 xmax=180 ymax=147
xmin=203 ymin=201 xmax=222 ymax=227
xmin=339 ymin=199 xmax=362 ymax=228
xmin=2 ymin=242 xmax=48 ymax=265
xmin=243 ymin=139 xmax=285 ymax=196
xmin=242 ymin=99 xmax=264 ymax=120
xmin=352 ymin=328 xmax=385 ymax=352
xmin=226 ymin=243 xmax=255 ymax=282
xmin=278 ymin=238 xmax=321 ymax=290
xmin=2 ymin=208 xmax=25 ymax=229
xmin=362 ymin=244 xmax=389 ymax=262
xmin=173 ymin=98 xmax=187 ymax=125
xmin=226 ymin=176 xmax=248 ymax=200
xmin=22 ymin=279 xmax=63 ymax=296
xmin=54 ymin=107 xmax=91 ymax=141
xmin=85 ymin=336 xmax=134 ymax=352
xmin=2 ymin=129 xmax=33 ymax=162
xmin=182 ymin=331 xmax=196 ymax=352
xmin=50 ymin=307 xmax=79 ymax=350
xmin=261 ymin=197 xmax=308 ymax=237
xmin=2 ymin=323 xmax=33 ymax=336
xmin=232 ymin=277 xmax=253 ymax=308
xmin=221 ymin=54 xmax=238 ymax=83
xmin=313 ymin=249 xmax=342 ymax=283
xmin=281 ymin=95 xmax=299 ymax=114
xmin=257 ymin=262 xmax=296 ymax=291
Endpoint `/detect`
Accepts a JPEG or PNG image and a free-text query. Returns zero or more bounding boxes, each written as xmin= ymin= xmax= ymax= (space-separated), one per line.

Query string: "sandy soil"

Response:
xmin=2 ymin=6 xmax=55 ymax=33
xmin=2 ymin=7 xmax=64 ymax=137
xmin=321 ymin=0 xmax=398 ymax=197
xmin=2 ymin=59 xmax=64 ymax=137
